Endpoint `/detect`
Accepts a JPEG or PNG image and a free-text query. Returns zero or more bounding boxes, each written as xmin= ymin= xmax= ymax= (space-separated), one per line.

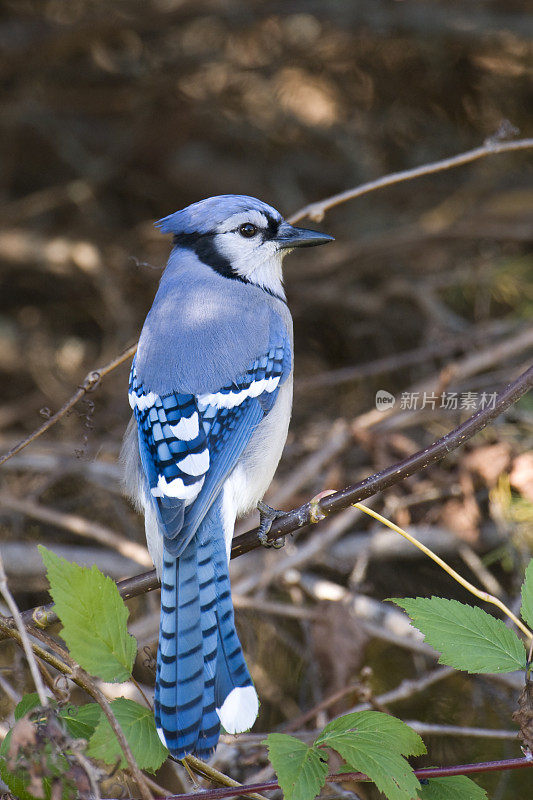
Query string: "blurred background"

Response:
xmin=1 ymin=1 xmax=532 ymax=797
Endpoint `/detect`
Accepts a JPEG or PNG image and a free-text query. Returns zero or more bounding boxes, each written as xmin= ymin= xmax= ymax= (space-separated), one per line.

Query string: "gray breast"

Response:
xmin=134 ymin=251 xmax=282 ymax=395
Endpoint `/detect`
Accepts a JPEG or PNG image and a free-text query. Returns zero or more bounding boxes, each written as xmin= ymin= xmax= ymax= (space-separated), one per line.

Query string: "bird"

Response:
xmin=121 ymin=194 xmax=333 ymax=759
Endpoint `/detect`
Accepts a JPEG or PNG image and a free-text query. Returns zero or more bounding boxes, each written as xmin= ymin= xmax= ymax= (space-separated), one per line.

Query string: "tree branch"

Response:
xmin=1 ymin=134 xmax=531 ymax=468
xmin=100 ymin=757 xmax=533 ymax=800
xmin=288 ymin=134 xmax=533 ymax=224
xmin=232 ymin=363 xmax=533 ymax=556
xmin=0 ymin=617 xmax=153 ymax=800
xmin=0 ymin=493 xmax=152 ymax=568
xmin=0 ymin=344 xmax=137 ymax=467
xmin=4 ymin=363 xmax=531 ymax=638
xmin=0 ymin=554 xmax=49 ymax=706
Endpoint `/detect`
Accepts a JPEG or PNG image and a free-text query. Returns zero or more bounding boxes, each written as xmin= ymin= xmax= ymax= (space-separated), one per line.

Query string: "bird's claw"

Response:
xmin=257 ymin=501 xmax=288 ymax=548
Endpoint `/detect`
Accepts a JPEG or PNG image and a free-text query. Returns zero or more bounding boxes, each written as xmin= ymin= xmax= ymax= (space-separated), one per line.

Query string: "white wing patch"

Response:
xmin=176 ymin=449 xmax=210 ymax=476
xmin=151 ymin=475 xmax=205 ymax=501
xmin=131 ymin=337 xmax=288 ymax=517
xmin=169 ymin=412 xmax=199 ymax=441
xmin=129 ymin=390 xmax=157 ymax=411
xmin=197 ymin=375 xmax=280 ymax=410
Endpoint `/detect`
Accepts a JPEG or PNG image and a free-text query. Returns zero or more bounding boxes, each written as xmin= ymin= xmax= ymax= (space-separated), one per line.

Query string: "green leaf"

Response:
xmin=391 ymin=597 xmax=527 ymax=673
xmin=39 ymin=545 xmax=137 ymax=682
xmin=418 ymin=775 xmax=488 ymax=799
xmin=59 ymin=703 xmax=102 ymax=740
xmin=12 ymin=695 xmax=99 ymax=742
xmin=316 ymin=711 xmax=425 ymax=756
xmin=315 ymin=711 xmax=424 ymax=800
xmin=520 ymin=559 xmax=533 ymax=630
xmin=265 ymin=733 xmax=328 ymax=800
xmin=14 ymin=693 xmax=42 ymax=721
xmin=87 ymin=698 xmax=168 ymax=773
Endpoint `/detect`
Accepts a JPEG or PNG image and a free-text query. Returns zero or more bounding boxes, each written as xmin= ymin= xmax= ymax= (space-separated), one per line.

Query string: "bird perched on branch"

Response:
xmin=121 ymin=194 xmax=333 ymax=759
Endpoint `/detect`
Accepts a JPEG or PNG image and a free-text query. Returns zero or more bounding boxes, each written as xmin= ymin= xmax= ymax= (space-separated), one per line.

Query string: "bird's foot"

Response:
xmin=257 ymin=501 xmax=288 ymax=549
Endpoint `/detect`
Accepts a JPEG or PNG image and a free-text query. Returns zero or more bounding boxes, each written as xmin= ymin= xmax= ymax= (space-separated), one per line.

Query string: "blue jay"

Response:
xmin=121 ymin=195 xmax=333 ymax=759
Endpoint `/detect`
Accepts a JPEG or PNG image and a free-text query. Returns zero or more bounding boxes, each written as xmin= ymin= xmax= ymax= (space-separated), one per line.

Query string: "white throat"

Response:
xmin=214 ymin=233 xmax=286 ymax=299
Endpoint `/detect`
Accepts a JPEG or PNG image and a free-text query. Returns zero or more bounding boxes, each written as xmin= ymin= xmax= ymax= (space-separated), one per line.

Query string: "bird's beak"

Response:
xmin=275 ymin=222 xmax=334 ymax=249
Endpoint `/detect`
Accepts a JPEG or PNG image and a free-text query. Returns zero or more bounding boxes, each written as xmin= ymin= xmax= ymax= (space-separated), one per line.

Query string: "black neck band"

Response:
xmin=172 ymin=232 xmax=287 ymax=305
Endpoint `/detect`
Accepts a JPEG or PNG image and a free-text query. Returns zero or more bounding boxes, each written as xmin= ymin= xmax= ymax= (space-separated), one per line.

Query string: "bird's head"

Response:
xmin=156 ymin=195 xmax=333 ymax=299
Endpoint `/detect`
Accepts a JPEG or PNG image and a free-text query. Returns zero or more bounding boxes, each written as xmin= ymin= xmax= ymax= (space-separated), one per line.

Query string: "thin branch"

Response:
xmin=232 ymin=363 xmax=533 ymax=556
xmin=295 ymin=321 xmax=526 ymax=393
xmin=100 ymin=757 xmax=533 ymax=800
xmin=4 ymin=364 xmax=532 ymax=637
xmin=0 ymin=617 xmax=266 ymax=800
xmin=283 ymin=682 xmax=365 ymax=733
xmin=288 ymin=135 xmax=533 ymax=223
xmin=348 ymin=667 xmax=455 ymax=716
xmin=0 ymin=554 xmax=48 ymax=706
xmin=0 ymin=493 xmax=152 ymax=568
xmin=0 ymin=617 xmax=153 ymax=800
xmin=0 ymin=344 xmax=137 ymax=467
xmin=402 ymin=721 xmax=519 ymax=740
xmin=354 ymin=502 xmax=532 ymax=640
xmin=1 ymin=135 xmax=531 ymax=469
xmin=231 ymin=718 xmax=520 ymax=745
xmin=183 ymin=755 xmax=269 ymax=800
xmin=75 ymin=674 xmax=154 ymax=800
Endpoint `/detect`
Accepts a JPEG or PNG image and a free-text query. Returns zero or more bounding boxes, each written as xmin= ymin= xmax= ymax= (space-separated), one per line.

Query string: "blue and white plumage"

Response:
xmin=121 ymin=194 xmax=333 ymax=758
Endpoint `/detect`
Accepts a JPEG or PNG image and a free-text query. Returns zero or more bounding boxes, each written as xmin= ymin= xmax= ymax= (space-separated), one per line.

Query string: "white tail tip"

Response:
xmin=216 ymin=685 xmax=259 ymax=734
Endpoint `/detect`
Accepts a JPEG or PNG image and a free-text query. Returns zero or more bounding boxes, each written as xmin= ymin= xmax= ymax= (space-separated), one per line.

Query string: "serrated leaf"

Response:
xmin=87 ymin=698 xmax=168 ymax=772
xmin=391 ymin=597 xmax=527 ymax=673
xmin=60 ymin=703 xmax=102 ymax=740
xmin=316 ymin=711 xmax=425 ymax=757
xmin=315 ymin=711 xmax=423 ymax=800
xmin=418 ymin=775 xmax=488 ymax=799
xmin=14 ymin=693 xmax=43 ymax=721
xmin=39 ymin=545 xmax=137 ymax=682
xmin=520 ymin=559 xmax=533 ymax=630
xmin=265 ymin=734 xmax=328 ymax=800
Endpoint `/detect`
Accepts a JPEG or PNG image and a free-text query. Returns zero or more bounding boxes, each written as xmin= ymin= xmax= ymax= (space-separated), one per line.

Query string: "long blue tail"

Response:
xmin=154 ymin=496 xmax=258 ymax=759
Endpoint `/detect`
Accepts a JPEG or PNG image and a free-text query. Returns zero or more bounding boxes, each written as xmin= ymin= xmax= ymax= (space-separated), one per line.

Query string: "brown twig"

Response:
xmin=232 ymin=363 xmax=533 ymax=556
xmin=283 ymin=682 xmax=364 ymax=733
xmin=294 ymin=320 xmax=524 ymax=393
xmin=100 ymin=758 xmax=533 ymax=800
xmin=0 ymin=618 xmax=265 ymax=800
xmin=183 ymin=755 xmax=269 ymax=800
xmin=402 ymin=721 xmax=519 ymax=740
xmin=1 ymin=135 xmax=531 ymax=470
xmin=0 ymin=618 xmax=153 ymax=800
xmin=4 ymin=363 xmax=531 ymax=636
xmin=288 ymin=136 xmax=533 ymax=224
xmin=0 ymin=554 xmax=49 ymax=706
xmin=0 ymin=493 xmax=152 ymax=568
xmin=0 ymin=344 xmax=137 ymax=467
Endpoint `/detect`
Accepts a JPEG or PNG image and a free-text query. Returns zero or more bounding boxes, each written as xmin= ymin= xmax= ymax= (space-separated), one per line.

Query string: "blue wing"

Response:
xmin=130 ymin=329 xmax=291 ymax=556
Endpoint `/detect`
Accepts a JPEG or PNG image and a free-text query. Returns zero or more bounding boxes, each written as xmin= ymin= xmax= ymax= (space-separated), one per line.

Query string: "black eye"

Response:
xmin=239 ymin=223 xmax=258 ymax=238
